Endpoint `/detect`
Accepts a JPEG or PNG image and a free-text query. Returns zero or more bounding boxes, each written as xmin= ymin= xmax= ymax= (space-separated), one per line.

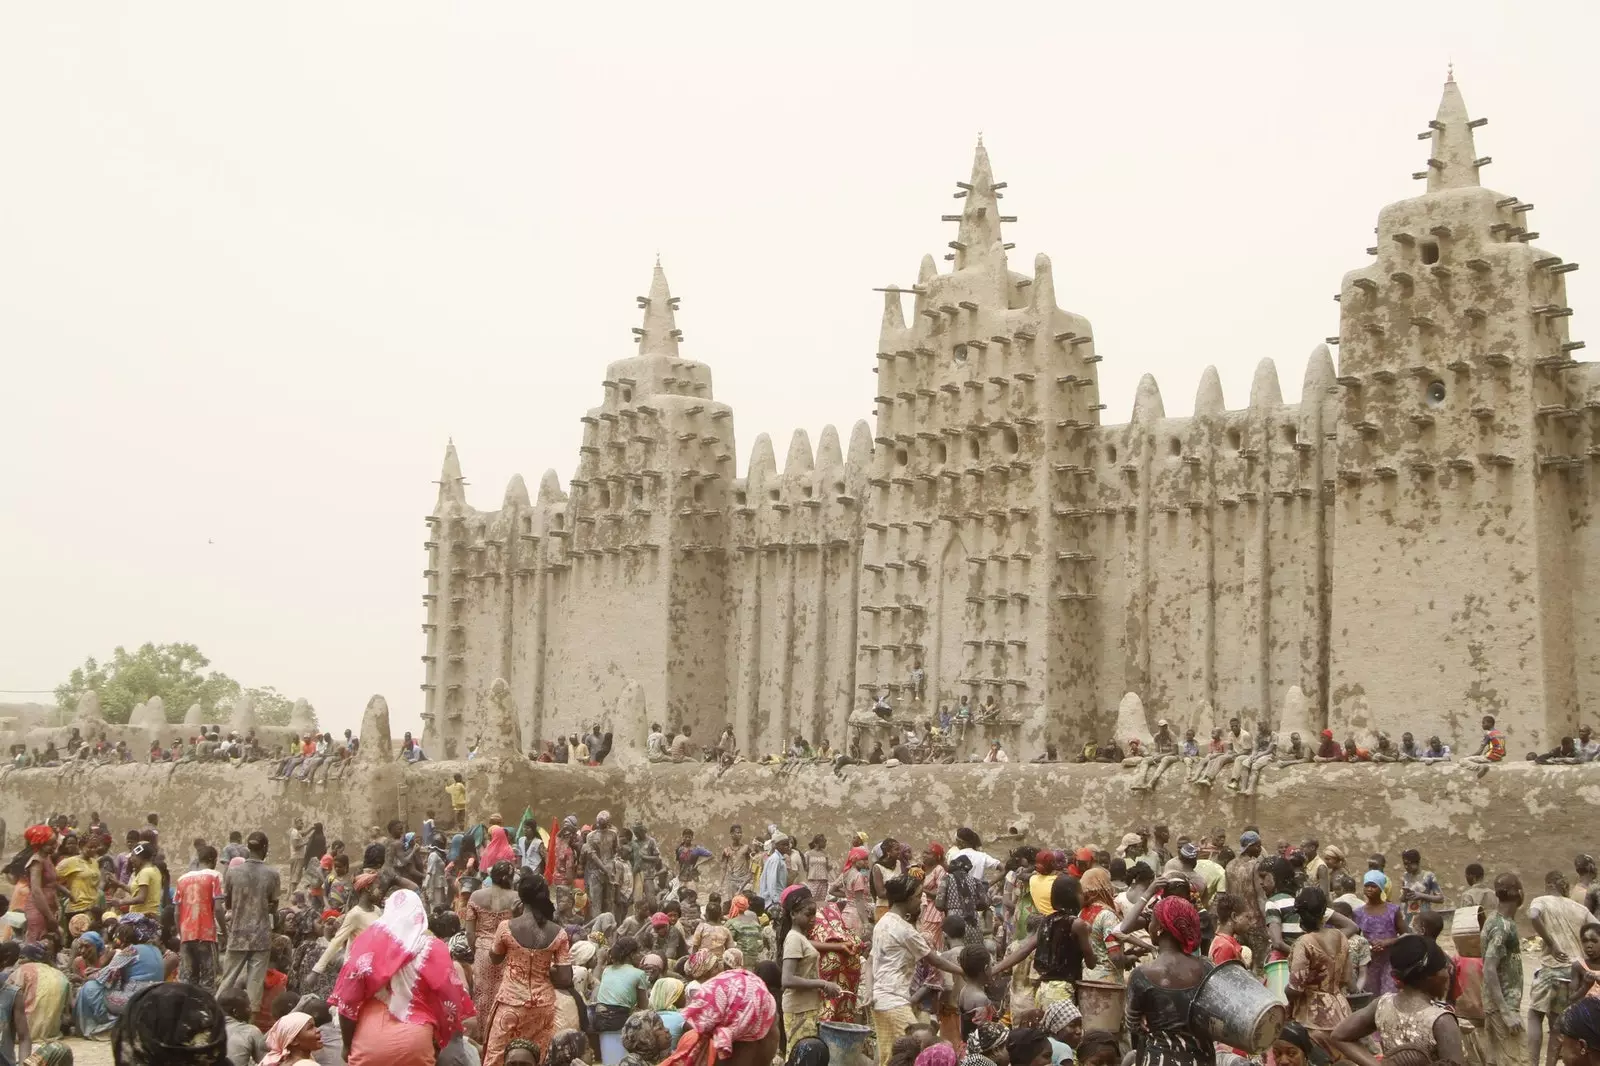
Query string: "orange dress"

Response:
xmin=483 ymin=922 xmax=571 ymax=1066
xmin=469 ymin=902 xmax=517 ymax=1017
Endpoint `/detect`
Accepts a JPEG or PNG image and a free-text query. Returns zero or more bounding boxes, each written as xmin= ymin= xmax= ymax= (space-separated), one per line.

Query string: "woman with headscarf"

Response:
xmin=1331 ymin=935 xmax=1462 ymax=1066
xmin=1028 ymin=851 xmax=1060 ymax=919
xmin=688 ymin=900 xmax=733 ymax=958
xmin=657 ymin=968 xmax=779 ymax=1066
xmin=467 ymin=860 xmax=522 ymax=1017
xmin=1288 ymin=885 xmax=1350 ymax=1051
xmin=1125 ymin=896 xmax=1213 ymax=1066
xmin=621 ymin=1008 xmax=673 ymax=1066
xmin=73 ymin=915 xmax=165 ymax=1038
xmin=937 ymin=856 xmax=989 ymax=931
xmin=569 ymin=938 xmax=600 ymax=1002
xmin=1078 ymin=867 xmax=1125 ymax=984
xmin=1559 ymin=998 xmax=1600 ymax=1066
xmin=650 ymin=976 xmax=690 ymax=1042
xmin=1352 ymin=871 xmax=1405 ymax=995
xmin=262 ymin=1010 xmax=324 ymax=1066
xmin=110 ymin=982 xmax=228 ymax=1066
xmin=966 ymin=1020 xmax=1011 ymax=1065
xmin=483 ymin=873 xmax=572 ymax=1066
xmin=329 ymin=889 xmax=475 ymax=1066
xmin=20 ymin=827 xmax=57 ymax=943
xmin=776 ymin=885 xmax=839 ymax=1052
xmin=548 ymin=1028 xmax=589 ymax=1066
xmin=480 ymin=826 xmax=516 ymax=874
xmin=810 ymin=891 xmax=863 ymax=1024
xmin=725 ymin=896 xmax=767 ymax=965
xmin=314 ymin=871 xmax=381 ymax=978
xmin=831 ymin=848 xmax=873 ymax=935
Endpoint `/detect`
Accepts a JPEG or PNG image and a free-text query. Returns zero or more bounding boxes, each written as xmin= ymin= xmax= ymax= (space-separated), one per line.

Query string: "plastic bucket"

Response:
xmin=1264 ymin=959 xmax=1290 ymax=1005
xmin=1188 ymin=960 xmax=1286 ymax=1053
xmin=820 ymin=1021 xmax=874 ymax=1066
xmin=1075 ymin=980 xmax=1126 ymax=1034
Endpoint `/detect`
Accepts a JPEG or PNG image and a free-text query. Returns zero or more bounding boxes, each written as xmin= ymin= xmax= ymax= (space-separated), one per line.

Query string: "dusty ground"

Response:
xmin=52 ymin=1038 xmax=112 ymax=1066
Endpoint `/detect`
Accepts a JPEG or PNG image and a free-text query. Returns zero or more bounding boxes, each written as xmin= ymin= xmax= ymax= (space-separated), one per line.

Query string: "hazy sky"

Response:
xmin=2 ymin=3 xmax=1594 ymax=735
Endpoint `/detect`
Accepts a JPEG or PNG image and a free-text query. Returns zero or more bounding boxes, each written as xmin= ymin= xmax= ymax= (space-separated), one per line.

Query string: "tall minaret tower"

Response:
xmin=1328 ymin=73 xmax=1584 ymax=749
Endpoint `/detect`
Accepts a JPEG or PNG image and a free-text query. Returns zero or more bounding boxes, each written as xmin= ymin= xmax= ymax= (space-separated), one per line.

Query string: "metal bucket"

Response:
xmin=1188 ymin=960 xmax=1286 ymax=1053
xmin=820 ymin=1021 xmax=874 ymax=1066
xmin=1264 ymin=959 xmax=1290 ymax=1005
xmin=1075 ymin=979 xmax=1127 ymax=1034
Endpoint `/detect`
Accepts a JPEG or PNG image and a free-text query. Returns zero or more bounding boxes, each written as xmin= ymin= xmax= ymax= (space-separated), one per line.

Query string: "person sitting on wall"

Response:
xmin=1463 ymin=714 xmax=1506 ymax=770
xmin=1371 ymin=733 xmax=1401 ymax=763
xmin=1130 ymin=724 xmax=1180 ymax=792
xmin=1578 ymin=726 xmax=1600 ymax=763
xmin=1535 ymin=737 xmax=1582 ymax=765
xmin=982 ymin=741 xmax=1009 ymax=764
xmin=1419 ymin=736 xmax=1452 ymax=763
xmin=1312 ymin=729 xmax=1343 ymax=763
xmin=977 ymin=696 xmax=1001 ymax=723
xmin=1032 ymin=744 xmax=1059 ymax=764
xmin=1094 ymin=738 xmax=1124 ymax=764
xmin=955 ymin=696 xmax=972 ymax=725
xmin=1342 ymin=737 xmax=1372 ymax=762
xmin=868 ymin=742 xmax=885 ymax=764
xmin=1395 ymin=732 xmax=1421 ymax=761
xmin=1277 ymin=732 xmax=1309 ymax=766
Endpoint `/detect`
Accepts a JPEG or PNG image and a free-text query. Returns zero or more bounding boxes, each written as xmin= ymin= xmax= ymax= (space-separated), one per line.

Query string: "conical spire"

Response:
xmin=435 ymin=439 xmax=465 ymax=510
xmin=634 ymin=259 xmax=681 ymax=357
xmin=951 ymin=141 xmax=1007 ymax=272
xmin=1423 ymin=72 xmax=1481 ymax=193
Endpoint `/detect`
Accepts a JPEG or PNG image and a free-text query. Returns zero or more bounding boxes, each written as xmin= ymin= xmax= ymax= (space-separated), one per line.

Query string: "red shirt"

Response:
xmin=1209 ymin=931 xmax=1243 ymax=965
xmin=175 ymin=868 xmax=224 ymax=942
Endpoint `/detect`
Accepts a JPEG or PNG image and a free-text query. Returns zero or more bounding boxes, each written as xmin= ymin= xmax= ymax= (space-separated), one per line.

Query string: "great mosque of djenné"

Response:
xmin=418 ymin=73 xmax=1589 ymax=763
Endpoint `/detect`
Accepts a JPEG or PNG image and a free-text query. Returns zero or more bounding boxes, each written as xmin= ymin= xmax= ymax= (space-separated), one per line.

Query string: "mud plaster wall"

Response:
xmin=418 ymin=81 xmax=1591 ymax=761
xmin=4 ymin=761 xmax=1594 ymax=907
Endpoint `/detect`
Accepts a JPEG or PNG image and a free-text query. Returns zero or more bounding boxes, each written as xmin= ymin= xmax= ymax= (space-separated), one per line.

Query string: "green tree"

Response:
xmin=53 ymin=642 xmax=315 ymax=728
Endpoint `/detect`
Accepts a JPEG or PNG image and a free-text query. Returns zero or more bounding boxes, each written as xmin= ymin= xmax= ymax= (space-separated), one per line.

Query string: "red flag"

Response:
xmin=544 ymin=818 xmax=560 ymax=883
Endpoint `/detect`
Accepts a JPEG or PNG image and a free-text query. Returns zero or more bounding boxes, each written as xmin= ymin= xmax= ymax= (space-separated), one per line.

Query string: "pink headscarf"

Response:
xmin=260 ymin=1012 xmax=315 ymax=1066
xmin=329 ymin=889 xmax=475 ymax=1050
xmin=479 ymin=825 xmax=515 ymax=870
xmin=663 ymin=968 xmax=776 ymax=1065
xmin=915 ymin=1044 xmax=959 ymax=1066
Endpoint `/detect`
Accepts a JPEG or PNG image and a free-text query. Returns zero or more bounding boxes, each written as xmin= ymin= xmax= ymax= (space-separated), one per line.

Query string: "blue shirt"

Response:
xmin=759 ymin=849 xmax=789 ymax=908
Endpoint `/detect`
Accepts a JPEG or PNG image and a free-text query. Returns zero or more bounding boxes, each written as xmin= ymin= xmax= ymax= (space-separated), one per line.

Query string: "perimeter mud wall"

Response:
xmin=0 ymin=761 xmax=1591 ymax=899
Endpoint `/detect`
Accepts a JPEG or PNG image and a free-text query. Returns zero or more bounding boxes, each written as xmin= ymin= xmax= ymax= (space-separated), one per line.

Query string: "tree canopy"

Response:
xmin=53 ymin=642 xmax=315 ymax=728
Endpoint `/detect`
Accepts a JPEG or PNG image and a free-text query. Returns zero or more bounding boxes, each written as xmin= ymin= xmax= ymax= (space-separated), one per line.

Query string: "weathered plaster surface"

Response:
xmin=1 ymin=759 xmax=1592 ymax=906
xmin=413 ymin=76 xmax=1586 ymax=758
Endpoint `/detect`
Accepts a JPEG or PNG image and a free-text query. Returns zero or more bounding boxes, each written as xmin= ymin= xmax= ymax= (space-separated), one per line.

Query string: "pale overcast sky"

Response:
xmin=2 ymin=2 xmax=1594 ymax=735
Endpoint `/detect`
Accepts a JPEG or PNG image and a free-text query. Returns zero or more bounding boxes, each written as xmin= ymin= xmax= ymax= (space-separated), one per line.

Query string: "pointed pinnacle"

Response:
xmin=636 ymin=260 xmax=681 ymax=357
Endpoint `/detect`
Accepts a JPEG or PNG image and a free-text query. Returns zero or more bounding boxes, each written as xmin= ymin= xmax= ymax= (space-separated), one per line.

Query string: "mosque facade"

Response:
xmin=420 ymin=76 xmax=1590 ymax=760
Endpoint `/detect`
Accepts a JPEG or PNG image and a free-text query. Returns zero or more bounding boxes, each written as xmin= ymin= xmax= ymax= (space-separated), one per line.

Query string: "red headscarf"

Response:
xmin=23 ymin=825 xmax=53 ymax=849
xmin=927 ymin=842 xmax=946 ymax=865
xmin=846 ymin=847 xmax=869 ymax=869
xmin=1152 ymin=895 xmax=1202 ymax=955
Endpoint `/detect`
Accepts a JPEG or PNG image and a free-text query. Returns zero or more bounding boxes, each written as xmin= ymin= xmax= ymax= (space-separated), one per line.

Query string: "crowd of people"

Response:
xmin=0 ymin=800 xmax=1598 ymax=1066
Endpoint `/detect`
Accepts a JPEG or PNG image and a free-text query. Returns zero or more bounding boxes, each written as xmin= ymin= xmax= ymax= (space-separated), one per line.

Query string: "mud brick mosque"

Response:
xmin=418 ymin=75 xmax=1591 ymax=762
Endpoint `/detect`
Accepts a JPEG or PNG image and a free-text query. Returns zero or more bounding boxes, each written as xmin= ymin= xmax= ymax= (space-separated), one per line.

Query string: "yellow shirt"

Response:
xmin=54 ymin=855 xmax=99 ymax=912
xmin=129 ymin=865 xmax=162 ymax=915
xmin=445 ymin=782 xmax=467 ymax=811
xmin=1030 ymin=872 xmax=1058 ymax=916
